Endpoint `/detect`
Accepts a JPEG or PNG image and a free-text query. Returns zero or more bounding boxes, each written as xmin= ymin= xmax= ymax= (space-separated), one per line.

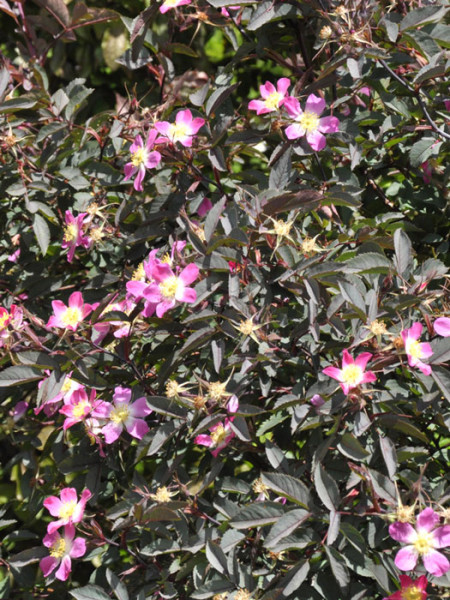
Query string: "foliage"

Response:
xmin=0 ymin=0 xmax=449 ymax=599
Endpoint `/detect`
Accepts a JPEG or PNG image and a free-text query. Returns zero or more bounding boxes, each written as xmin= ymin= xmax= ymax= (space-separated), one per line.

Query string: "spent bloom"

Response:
xmin=401 ymin=322 xmax=433 ymax=376
xmin=248 ymin=78 xmax=291 ymax=115
xmin=47 ymin=291 xmax=94 ymax=332
xmin=323 ymin=349 xmax=376 ymax=394
xmin=101 ymin=386 xmax=152 ymax=444
xmin=389 ymin=507 xmax=450 ymax=577
xmin=434 ymin=317 xmax=450 ymax=337
xmin=283 ymin=93 xmax=339 ymax=151
xmin=383 ymin=575 xmax=428 ymax=600
xmin=123 ymin=131 xmax=162 ymax=192
xmin=143 ymin=262 xmax=199 ymax=317
xmin=61 ymin=210 xmax=90 ymax=263
xmin=159 ymin=0 xmax=191 ymax=13
xmin=154 ymin=109 xmax=205 ymax=147
xmin=40 ymin=523 xmax=86 ymax=581
xmin=43 ymin=487 xmax=92 ymax=534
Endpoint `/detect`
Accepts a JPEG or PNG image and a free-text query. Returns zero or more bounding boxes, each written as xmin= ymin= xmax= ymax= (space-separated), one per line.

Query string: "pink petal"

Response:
xmin=318 ymin=115 xmax=339 ymax=133
xmin=261 ymin=81 xmax=276 ymax=98
xmin=285 ymin=123 xmax=304 ymax=140
xmin=305 ymin=94 xmax=325 ymax=115
xmin=43 ymin=496 xmax=63 ymax=517
xmin=322 ymin=366 xmax=343 ymax=381
xmin=419 ymin=342 xmax=433 ymax=359
xmin=417 ymin=360 xmax=432 ymax=376
xmin=178 ymin=287 xmax=196 ymax=303
xmin=102 ymin=422 xmax=123 ymax=444
xmin=126 ymin=280 xmax=148 ymax=299
xmin=179 ymin=263 xmax=199 ymax=285
xmin=389 ymin=522 xmax=416 ymax=544
xmin=341 ymin=349 xmax=354 ymax=368
xmin=197 ymin=197 xmax=212 ymax=217
xmin=434 ymin=317 xmax=450 ymax=337
xmin=55 ymin=555 xmax=72 ymax=581
xmin=146 ymin=129 xmax=158 ymax=148
xmin=409 ymin=322 xmax=423 ymax=340
xmin=70 ymin=537 xmax=86 ymax=559
xmin=130 ymin=135 xmax=143 ymax=153
xmin=354 ymin=352 xmax=373 ymax=370
xmin=417 ymin=507 xmax=440 ymax=532
xmin=113 ymin=386 xmax=132 ymax=404
xmin=60 ymin=488 xmax=77 ymax=504
xmin=68 ymin=292 xmax=83 ymax=310
xmin=306 ymin=130 xmax=326 ymax=151
xmin=195 ymin=434 xmax=213 ymax=447
xmin=361 ymin=371 xmax=377 ymax=384
xmin=40 ymin=556 xmax=58 ymax=577
xmin=126 ymin=417 xmax=149 ymax=440
xmin=134 ymin=165 xmax=145 ymax=192
xmin=283 ymin=97 xmax=301 ymax=118
xmin=131 ymin=396 xmax=152 ymax=417
xmin=144 ymin=150 xmax=161 ymax=169
xmin=394 ymin=546 xmax=418 ymax=571
xmin=248 ymin=99 xmax=270 ymax=114
xmin=432 ymin=524 xmax=450 ymax=548
xmin=276 ymin=77 xmax=291 ymax=95
xmin=123 ymin=162 xmax=136 ymax=181
xmin=156 ymin=299 xmax=175 ymax=317
xmin=154 ymin=121 xmax=171 ymax=137
xmin=422 ymin=549 xmax=450 ymax=577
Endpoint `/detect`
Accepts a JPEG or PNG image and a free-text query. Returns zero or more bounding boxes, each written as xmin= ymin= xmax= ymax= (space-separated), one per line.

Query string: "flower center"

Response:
xmin=341 ymin=364 xmax=363 ymax=387
xmin=164 ymin=0 xmax=178 ymax=6
xmin=153 ymin=486 xmax=172 ymax=503
xmin=299 ymin=111 xmax=320 ymax=132
xmin=59 ymin=500 xmax=77 ymax=521
xmin=132 ymin=262 xmax=145 ymax=281
xmin=110 ymin=404 xmax=130 ymax=424
xmin=273 ymin=220 xmax=291 ymax=237
xmin=238 ymin=319 xmax=256 ymax=336
xmin=168 ymin=122 xmax=190 ymax=142
xmin=406 ymin=339 xmax=422 ymax=359
xmin=402 ymin=586 xmax=423 ymax=600
xmin=61 ymin=377 xmax=75 ymax=394
xmin=50 ymin=537 xmax=66 ymax=558
xmin=72 ymin=400 xmax=91 ymax=419
xmin=61 ymin=307 xmax=83 ymax=328
xmin=413 ymin=530 xmax=434 ymax=555
xmin=0 ymin=309 xmax=10 ymax=330
xmin=131 ymin=147 xmax=148 ymax=168
xmin=208 ymin=381 xmax=229 ymax=401
xmin=63 ymin=223 xmax=78 ymax=243
xmin=264 ymin=91 xmax=283 ymax=111
xmin=160 ymin=275 xmax=180 ymax=300
xmin=210 ymin=424 xmax=227 ymax=446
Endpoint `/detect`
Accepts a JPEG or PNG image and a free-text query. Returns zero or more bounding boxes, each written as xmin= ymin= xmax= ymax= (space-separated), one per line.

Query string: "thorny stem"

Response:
xmin=379 ymin=59 xmax=450 ymax=142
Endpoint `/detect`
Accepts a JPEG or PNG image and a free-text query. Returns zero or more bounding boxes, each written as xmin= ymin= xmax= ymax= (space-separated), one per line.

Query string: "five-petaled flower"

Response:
xmin=124 ymin=131 xmax=162 ymax=192
xmin=248 ymin=78 xmax=291 ymax=115
xmin=143 ymin=262 xmax=199 ymax=317
xmin=154 ymin=109 xmax=205 ymax=147
xmin=101 ymin=386 xmax=152 ymax=444
xmin=283 ymin=93 xmax=339 ymax=151
xmin=389 ymin=507 xmax=450 ymax=577
xmin=159 ymin=0 xmax=191 ymax=13
xmin=40 ymin=523 xmax=86 ymax=581
xmin=323 ymin=349 xmax=376 ymax=394
xmin=401 ymin=323 xmax=433 ymax=376
xmin=194 ymin=418 xmax=235 ymax=457
xmin=383 ymin=575 xmax=428 ymax=600
xmin=61 ymin=210 xmax=91 ymax=263
xmin=43 ymin=487 xmax=92 ymax=534
xmin=59 ymin=388 xmax=107 ymax=430
xmin=47 ymin=291 xmax=94 ymax=332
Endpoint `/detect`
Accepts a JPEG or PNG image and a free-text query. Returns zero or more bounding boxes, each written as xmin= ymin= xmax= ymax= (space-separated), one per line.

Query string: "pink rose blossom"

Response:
xmin=389 ymin=507 xmax=450 ymax=577
xmin=59 ymin=388 xmax=107 ymax=430
xmin=143 ymin=262 xmax=199 ymax=317
xmin=383 ymin=575 xmax=428 ymax=600
xmin=47 ymin=291 xmax=94 ymax=332
xmin=43 ymin=487 xmax=92 ymax=534
xmin=323 ymin=349 xmax=376 ymax=394
xmin=7 ymin=248 xmax=20 ymax=263
xmin=195 ymin=417 xmax=235 ymax=457
xmin=36 ymin=371 xmax=84 ymax=415
xmin=124 ymin=131 xmax=162 ymax=192
xmin=434 ymin=317 xmax=450 ymax=337
xmin=160 ymin=0 xmax=191 ymax=13
xmin=40 ymin=523 xmax=86 ymax=581
xmin=101 ymin=386 xmax=152 ymax=444
xmin=248 ymin=78 xmax=291 ymax=115
xmin=154 ymin=109 xmax=205 ymax=147
xmin=284 ymin=93 xmax=339 ymax=151
xmin=401 ymin=322 xmax=433 ymax=376
xmin=0 ymin=304 xmax=24 ymax=348
xmin=61 ymin=210 xmax=91 ymax=263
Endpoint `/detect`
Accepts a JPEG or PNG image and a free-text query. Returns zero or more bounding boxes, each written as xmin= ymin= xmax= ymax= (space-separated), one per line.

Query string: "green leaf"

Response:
xmin=409 ymin=137 xmax=440 ymax=168
xmin=70 ymin=585 xmax=112 ymax=600
xmin=344 ymin=253 xmax=391 ymax=275
xmin=0 ymin=95 xmax=38 ymax=113
xmin=261 ymin=472 xmax=311 ymax=508
xmin=325 ymin=547 xmax=350 ymax=591
xmin=206 ymin=541 xmax=228 ymax=575
xmin=431 ymin=365 xmax=450 ymax=403
xmin=230 ymin=502 xmax=286 ymax=529
xmin=0 ymin=365 xmax=42 ymax=387
xmin=264 ymin=508 xmax=310 ymax=548
xmin=145 ymin=396 xmax=188 ymax=419
xmin=33 ymin=213 xmax=50 ymax=256
xmin=15 ymin=351 xmax=59 ymax=369
xmin=337 ymin=433 xmax=370 ymax=461
xmin=430 ymin=337 xmax=450 ymax=365
xmin=393 ymin=228 xmax=412 ymax=276
xmin=314 ymin=464 xmax=340 ymax=511
xmin=206 ymin=84 xmax=239 ymax=117
xmin=378 ymin=434 xmax=397 ymax=479
xmin=106 ymin=569 xmax=129 ymax=600
xmin=399 ymin=5 xmax=449 ymax=31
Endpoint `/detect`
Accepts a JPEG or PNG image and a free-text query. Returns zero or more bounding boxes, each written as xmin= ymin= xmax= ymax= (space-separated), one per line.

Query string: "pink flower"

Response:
xmin=61 ymin=211 xmax=91 ymax=263
xmin=401 ymin=323 xmax=433 ymax=376
xmin=40 ymin=523 xmax=86 ymax=581
xmin=434 ymin=317 xmax=450 ymax=337
xmin=143 ymin=262 xmax=199 ymax=317
xmin=195 ymin=418 xmax=235 ymax=457
xmin=197 ymin=197 xmax=213 ymax=217
xmin=283 ymin=93 xmax=339 ymax=151
xmin=36 ymin=372 xmax=84 ymax=415
xmin=7 ymin=248 xmax=20 ymax=263
xmin=0 ymin=304 xmax=24 ymax=348
xmin=47 ymin=291 xmax=94 ymax=332
xmin=248 ymin=78 xmax=291 ymax=115
xmin=159 ymin=0 xmax=191 ymax=13
xmin=154 ymin=109 xmax=205 ymax=147
xmin=421 ymin=161 xmax=433 ymax=184
xmin=43 ymin=487 xmax=92 ymax=534
xmin=389 ymin=507 xmax=450 ymax=577
xmin=124 ymin=131 xmax=162 ymax=192
xmin=92 ymin=299 xmax=133 ymax=343
xmin=101 ymin=386 xmax=152 ymax=444
xmin=323 ymin=349 xmax=376 ymax=394
xmin=383 ymin=575 xmax=428 ymax=600
xmin=59 ymin=388 xmax=107 ymax=430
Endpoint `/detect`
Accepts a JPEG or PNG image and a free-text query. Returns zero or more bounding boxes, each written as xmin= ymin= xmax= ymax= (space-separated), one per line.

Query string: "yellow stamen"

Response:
xmin=299 ymin=111 xmax=320 ymax=132
xmin=402 ymin=585 xmax=423 ymax=600
xmin=406 ymin=339 xmax=422 ymax=360
xmin=210 ymin=424 xmax=227 ymax=446
xmin=234 ymin=589 xmax=251 ymax=600
xmin=132 ymin=263 xmax=145 ymax=281
xmin=264 ymin=91 xmax=283 ymax=111
xmin=238 ymin=319 xmax=257 ymax=336
xmin=0 ymin=311 xmax=10 ymax=330
xmin=61 ymin=307 xmax=83 ymax=328
xmin=168 ymin=122 xmax=190 ymax=142
xmin=110 ymin=404 xmax=130 ymax=425
xmin=59 ymin=500 xmax=77 ymax=521
xmin=273 ymin=219 xmax=292 ymax=237
xmin=341 ymin=364 xmax=363 ymax=386
xmin=159 ymin=276 xmax=179 ymax=300
xmin=369 ymin=320 xmax=387 ymax=336
xmin=61 ymin=377 xmax=75 ymax=394
xmin=131 ymin=147 xmax=148 ymax=168
xmin=72 ymin=400 xmax=90 ymax=419
xmin=151 ymin=486 xmax=174 ymax=503
xmin=413 ymin=530 xmax=434 ymax=555
xmin=252 ymin=478 xmax=268 ymax=495
xmin=50 ymin=538 xmax=66 ymax=558
xmin=207 ymin=381 xmax=230 ymax=401
xmin=63 ymin=223 xmax=78 ymax=243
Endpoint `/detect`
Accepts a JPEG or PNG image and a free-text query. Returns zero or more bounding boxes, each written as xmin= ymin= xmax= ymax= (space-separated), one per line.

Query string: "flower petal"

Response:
xmin=394 ymin=546 xmax=418 ymax=571
xmin=305 ymin=93 xmax=325 ymax=115
xmin=422 ymin=549 xmax=450 ymax=577
xmin=389 ymin=521 xmax=416 ymax=544
xmin=434 ymin=317 xmax=450 ymax=337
